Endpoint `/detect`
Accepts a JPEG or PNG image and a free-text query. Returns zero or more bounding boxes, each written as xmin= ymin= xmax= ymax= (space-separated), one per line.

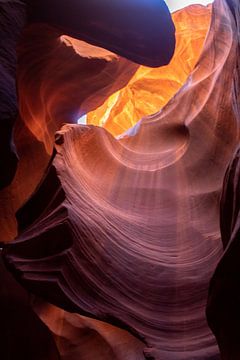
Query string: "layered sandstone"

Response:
xmin=3 ymin=1 xmax=240 ymax=360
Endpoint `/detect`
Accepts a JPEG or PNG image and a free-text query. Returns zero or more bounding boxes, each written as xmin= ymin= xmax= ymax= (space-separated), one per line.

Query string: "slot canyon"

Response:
xmin=0 ymin=0 xmax=240 ymax=359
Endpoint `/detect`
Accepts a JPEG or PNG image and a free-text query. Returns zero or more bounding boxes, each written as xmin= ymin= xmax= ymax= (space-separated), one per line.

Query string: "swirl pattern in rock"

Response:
xmin=0 ymin=0 xmax=175 ymax=189
xmin=3 ymin=1 xmax=240 ymax=359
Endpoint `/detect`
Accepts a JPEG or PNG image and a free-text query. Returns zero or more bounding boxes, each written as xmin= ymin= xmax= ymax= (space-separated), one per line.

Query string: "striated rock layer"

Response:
xmin=3 ymin=0 xmax=240 ymax=359
xmin=0 ymin=1 xmax=172 ymax=240
xmin=16 ymin=26 xmax=139 ymax=154
xmin=0 ymin=3 xmax=211 ymax=243
xmin=0 ymin=0 xmax=175 ymax=189
xmin=0 ymin=31 xmax=138 ymax=242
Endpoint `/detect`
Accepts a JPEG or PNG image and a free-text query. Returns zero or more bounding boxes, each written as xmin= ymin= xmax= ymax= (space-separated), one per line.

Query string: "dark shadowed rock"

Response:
xmin=0 ymin=254 xmax=60 ymax=360
xmin=206 ymin=1 xmax=240 ymax=358
xmin=0 ymin=1 xmax=26 ymax=189
xmin=26 ymin=0 xmax=175 ymax=67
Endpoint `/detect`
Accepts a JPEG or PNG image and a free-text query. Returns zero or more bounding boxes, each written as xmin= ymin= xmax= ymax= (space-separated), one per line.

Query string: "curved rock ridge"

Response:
xmin=16 ymin=4 xmax=210 ymax=155
xmin=0 ymin=25 xmax=138 ymax=241
xmin=0 ymin=0 xmax=175 ymax=190
xmin=87 ymin=4 xmax=212 ymax=137
xmin=3 ymin=1 xmax=240 ymax=359
xmin=17 ymin=25 xmax=139 ymax=154
xmin=2 ymin=4 xmax=210 ymax=238
xmin=0 ymin=4 xmax=198 ymax=242
xmin=26 ymin=0 xmax=175 ymax=68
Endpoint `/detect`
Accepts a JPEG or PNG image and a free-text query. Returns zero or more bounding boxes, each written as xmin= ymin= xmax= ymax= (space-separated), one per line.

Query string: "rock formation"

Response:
xmin=206 ymin=4 xmax=240 ymax=356
xmin=33 ymin=300 xmax=145 ymax=360
xmin=0 ymin=1 xmax=26 ymax=189
xmin=87 ymin=5 xmax=212 ymax=137
xmin=0 ymin=0 xmax=175 ymax=189
xmin=2 ymin=0 xmax=240 ymax=359
xmin=1 ymin=0 xmax=240 ymax=359
xmin=0 ymin=3 xmax=210 ymax=242
xmin=0 ymin=256 xmax=60 ymax=360
xmin=0 ymin=1 xmax=175 ymax=358
xmin=26 ymin=0 xmax=176 ymax=68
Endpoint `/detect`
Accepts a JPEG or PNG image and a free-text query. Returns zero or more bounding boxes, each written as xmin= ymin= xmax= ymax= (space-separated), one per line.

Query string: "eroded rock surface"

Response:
xmin=87 ymin=5 xmax=212 ymax=137
xmin=0 ymin=0 xmax=175 ymax=189
xmin=3 ymin=1 xmax=240 ymax=359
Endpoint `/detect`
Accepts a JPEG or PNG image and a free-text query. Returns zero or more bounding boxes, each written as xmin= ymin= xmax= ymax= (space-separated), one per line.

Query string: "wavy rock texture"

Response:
xmin=0 ymin=0 xmax=142 ymax=238
xmin=0 ymin=24 xmax=139 ymax=242
xmin=0 ymin=3 xmax=210 ymax=243
xmin=3 ymin=1 xmax=240 ymax=360
xmin=0 ymin=0 xmax=175 ymax=190
xmin=17 ymin=26 xmax=139 ymax=154
xmin=87 ymin=4 xmax=212 ymax=137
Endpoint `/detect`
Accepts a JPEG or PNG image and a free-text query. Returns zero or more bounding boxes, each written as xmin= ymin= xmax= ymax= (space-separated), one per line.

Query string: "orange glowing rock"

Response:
xmin=87 ymin=5 xmax=212 ymax=137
